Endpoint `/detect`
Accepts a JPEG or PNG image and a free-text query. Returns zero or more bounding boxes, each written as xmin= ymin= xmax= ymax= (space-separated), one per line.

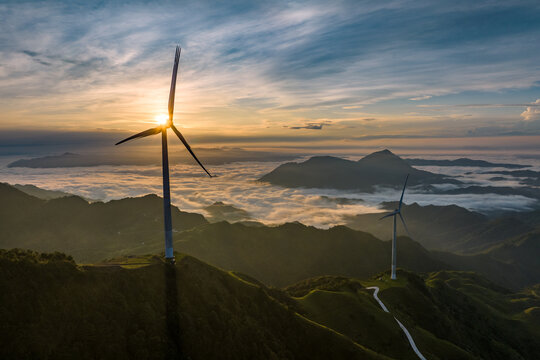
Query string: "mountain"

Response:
xmin=7 ymin=152 xmax=86 ymax=168
xmin=483 ymin=169 xmax=540 ymax=186
xmin=0 ymin=183 xmax=207 ymax=262
xmin=286 ymin=271 xmax=540 ymax=360
xmin=345 ymin=202 xmax=488 ymax=251
xmin=486 ymin=232 xmax=540 ymax=282
xmin=6 ymin=183 xmax=74 ymax=200
xmin=345 ymin=202 xmax=539 ymax=253
xmin=0 ymin=249 xmax=385 ymax=360
xmin=173 ymin=221 xmax=448 ymax=287
xmin=439 ymin=185 xmax=540 ymax=201
xmin=259 ymin=150 xmax=460 ymax=191
xmin=203 ymin=201 xmax=252 ymax=223
xmin=3 ymin=249 xmax=539 ymax=360
xmin=169 ymin=221 xmax=538 ymax=290
xmin=7 ymin=149 xmax=299 ymax=168
xmin=406 ymin=157 xmax=530 ymax=168
xmin=454 ymin=217 xmax=535 ymax=253
xmin=3 ymin=183 xmax=538 ymax=290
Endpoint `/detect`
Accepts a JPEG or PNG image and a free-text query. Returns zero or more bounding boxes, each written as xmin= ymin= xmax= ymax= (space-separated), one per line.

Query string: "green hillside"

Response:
xmin=203 ymin=201 xmax=252 ymax=222
xmin=382 ymin=271 xmax=540 ymax=359
xmin=169 ymin=221 xmax=538 ymax=290
xmin=0 ymin=183 xmax=207 ymax=262
xmin=3 ymin=249 xmax=539 ymax=359
xmin=286 ymin=271 xmax=540 ymax=360
xmin=7 ymin=183 xmax=74 ymax=200
xmin=285 ymin=276 xmax=427 ymax=360
xmin=345 ymin=202 xmax=488 ymax=251
xmin=486 ymin=231 xmax=540 ymax=284
xmin=172 ymin=221 xmax=447 ymax=287
xmin=2 ymin=183 xmax=537 ymax=291
xmin=345 ymin=202 xmax=539 ymax=254
xmin=0 ymin=249 xmax=386 ymax=360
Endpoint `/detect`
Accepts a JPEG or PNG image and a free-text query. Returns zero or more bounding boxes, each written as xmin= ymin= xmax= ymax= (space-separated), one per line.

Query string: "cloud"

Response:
xmin=2 ymin=0 xmax=540 ymax=135
xmin=521 ymin=99 xmax=540 ymax=121
xmin=1 ymin=154 xmax=539 ymax=229
xmin=288 ymin=122 xmax=329 ymax=130
xmin=418 ymin=102 xmax=540 ymax=109
xmin=21 ymin=50 xmax=51 ymax=66
xmin=409 ymin=95 xmax=432 ymax=101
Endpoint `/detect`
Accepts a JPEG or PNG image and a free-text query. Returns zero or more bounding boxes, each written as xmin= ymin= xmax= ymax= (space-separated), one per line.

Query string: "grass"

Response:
xmin=286 ymin=269 xmax=540 ymax=360
xmin=0 ymin=249 xmax=386 ymax=360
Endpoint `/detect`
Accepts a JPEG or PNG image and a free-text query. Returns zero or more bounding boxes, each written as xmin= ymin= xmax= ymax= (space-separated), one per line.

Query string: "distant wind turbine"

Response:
xmin=116 ymin=46 xmax=212 ymax=264
xmin=379 ymin=174 xmax=410 ymax=280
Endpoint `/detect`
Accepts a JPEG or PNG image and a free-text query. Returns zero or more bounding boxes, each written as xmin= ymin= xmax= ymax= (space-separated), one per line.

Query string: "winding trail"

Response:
xmin=366 ymin=286 xmax=427 ymax=360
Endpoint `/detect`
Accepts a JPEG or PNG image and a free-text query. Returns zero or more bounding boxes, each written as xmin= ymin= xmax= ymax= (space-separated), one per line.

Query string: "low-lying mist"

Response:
xmin=1 ymin=154 xmax=538 ymax=228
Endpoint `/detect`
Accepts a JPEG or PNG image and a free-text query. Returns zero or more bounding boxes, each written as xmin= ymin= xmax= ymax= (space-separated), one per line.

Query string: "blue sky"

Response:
xmin=1 ymin=0 xmax=540 ymax=153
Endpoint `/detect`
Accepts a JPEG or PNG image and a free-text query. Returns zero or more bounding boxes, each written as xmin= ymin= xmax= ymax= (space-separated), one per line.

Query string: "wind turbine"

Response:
xmin=379 ymin=174 xmax=410 ymax=280
xmin=116 ymin=46 xmax=212 ymax=264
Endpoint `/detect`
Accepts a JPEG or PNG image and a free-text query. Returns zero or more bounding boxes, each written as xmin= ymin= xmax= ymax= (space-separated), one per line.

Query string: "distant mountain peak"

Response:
xmin=259 ymin=149 xmax=460 ymax=191
xmin=375 ymin=149 xmax=394 ymax=155
xmin=358 ymin=149 xmax=412 ymax=173
xmin=360 ymin=149 xmax=401 ymax=160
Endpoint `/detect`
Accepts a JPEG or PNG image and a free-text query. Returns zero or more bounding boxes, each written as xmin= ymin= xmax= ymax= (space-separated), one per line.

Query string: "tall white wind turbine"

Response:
xmin=379 ymin=174 xmax=410 ymax=280
xmin=115 ymin=46 xmax=212 ymax=264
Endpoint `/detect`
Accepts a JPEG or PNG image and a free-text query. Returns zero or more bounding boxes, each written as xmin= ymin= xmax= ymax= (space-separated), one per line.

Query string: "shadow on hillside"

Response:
xmin=165 ymin=263 xmax=184 ymax=359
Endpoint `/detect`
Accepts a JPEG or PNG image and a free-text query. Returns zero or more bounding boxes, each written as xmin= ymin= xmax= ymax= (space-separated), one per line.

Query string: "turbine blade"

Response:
xmin=379 ymin=211 xmax=398 ymax=220
xmin=168 ymin=46 xmax=181 ymax=122
xmin=170 ymin=124 xmax=212 ymax=177
xmin=399 ymin=213 xmax=411 ymax=237
xmin=115 ymin=126 xmax=162 ymax=145
xmin=398 ymin=173 xmax=409 ymax=211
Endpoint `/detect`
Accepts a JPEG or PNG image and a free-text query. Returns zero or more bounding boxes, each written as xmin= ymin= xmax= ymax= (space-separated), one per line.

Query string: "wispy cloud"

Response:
xmin=409 ymin=95 xmax=432 ymax=101
xmin=1 ymin=0 xmax=540 ymax=141
xmin=287 ymin=120 xmax=332 ymax=130
xmin=418 ymin=102 xmax=540 ymax=109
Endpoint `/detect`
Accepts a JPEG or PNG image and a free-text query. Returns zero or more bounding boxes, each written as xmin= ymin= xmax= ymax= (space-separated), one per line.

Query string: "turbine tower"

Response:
xmin=115 ymin=46 xmax=212 ymax=264
xmin=379 ymin=174 xmax=410 ymax=280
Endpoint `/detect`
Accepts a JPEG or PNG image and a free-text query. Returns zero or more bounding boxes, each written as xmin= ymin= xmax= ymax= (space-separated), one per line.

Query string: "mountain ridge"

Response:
xmin=2 ymin=249 xmax=538 ymax=359
xmin=0 ymin=249 xmax=385 ymax=360
xmin=259 ymin=149 xmax=460 ymax=191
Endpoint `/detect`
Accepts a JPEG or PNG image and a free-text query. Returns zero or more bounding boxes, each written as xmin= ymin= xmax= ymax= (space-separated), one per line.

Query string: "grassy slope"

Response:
xmin=172 ymin=221 xmax=447 ymax=287
xmin=286 ymin=276 xmax=421 ymax=360
xmin=344 ymin=203 xmax=488 ymax=251
xmin=345 ymin=202 xmax=539 ymax=254
xmin=0 ymin=249 xmax=387 ymax=360
xmin=378 ymin=271 xmax=540 ymax=360
xmin=1 ymin=183 xmax=537 ymax=291
xmin=286 ymin=271 xmax=540 ymax=360
xmin=170 ymin=221 xmax=535 ymax=290
xmin=2 ymin=249 xmax=540 ymax=359
xmin=0 ymin=183 xmax=207 ymax=262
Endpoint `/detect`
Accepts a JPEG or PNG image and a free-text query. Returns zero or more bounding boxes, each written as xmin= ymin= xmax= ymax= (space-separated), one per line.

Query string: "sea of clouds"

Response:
xmin=1 ymin=154 xmax=538 ymax=228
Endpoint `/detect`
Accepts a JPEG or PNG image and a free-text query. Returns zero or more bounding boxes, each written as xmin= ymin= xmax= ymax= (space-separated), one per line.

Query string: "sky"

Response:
xmin=1 ymin=0 xmax=540 ymax=155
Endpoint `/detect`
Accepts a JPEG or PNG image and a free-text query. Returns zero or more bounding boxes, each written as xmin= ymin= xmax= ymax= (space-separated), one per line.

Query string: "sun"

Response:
xmin=155 ymin=114 xmax=169 ymax=125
